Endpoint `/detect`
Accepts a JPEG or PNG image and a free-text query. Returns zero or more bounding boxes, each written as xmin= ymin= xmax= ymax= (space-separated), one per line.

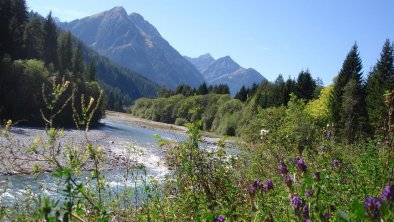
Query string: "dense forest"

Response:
xmin=0 ymin=0 xmax=105 ymax=126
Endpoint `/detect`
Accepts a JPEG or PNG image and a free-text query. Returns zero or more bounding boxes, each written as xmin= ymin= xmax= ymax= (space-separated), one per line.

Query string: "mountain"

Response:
xmin=184 ymin=53 xmax=215 ymax=73
xmin=59 ymin=6 xmax=204 ymax=89
xmin=80 ymin=40 xmax=159 ymax=103
xmin=186 ymin=54 xmax=266 ymax=95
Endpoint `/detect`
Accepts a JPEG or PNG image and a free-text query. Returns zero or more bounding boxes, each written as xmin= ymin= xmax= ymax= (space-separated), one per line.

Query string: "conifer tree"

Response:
xmin=366 ymin=39 xmax=394 ymax=134
xmin=295 ymin=69 xmax=316 ymax=102
xmin=72 ymin=43 xmax=85 ymax=77
xmin=23 ymin=17 xmax=43 ymax=59
xmin=329 ymin=43 xmax=369 ymax=141
xmin=43 ymin=12 xmax=59 ymax=68
xmin=58 ymin=31 xmax=73 ymax=74
xmin=197 ymin=82 xmax=208 ymax=95
xmin=235 ymin=86 xmax=248 ymax=102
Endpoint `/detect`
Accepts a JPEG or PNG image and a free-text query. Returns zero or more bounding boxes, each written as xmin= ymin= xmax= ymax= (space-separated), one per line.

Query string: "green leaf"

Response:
xmin=351 ymin=200 xmax=365 ymax=219
xmin=338 ymin=209 xmax=350 ymax=221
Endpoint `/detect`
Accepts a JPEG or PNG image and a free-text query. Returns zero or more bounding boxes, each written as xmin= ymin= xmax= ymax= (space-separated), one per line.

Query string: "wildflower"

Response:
xmin=284 ymin=175 xmax=293 ymax=188
xmin=263 ymin=179 xmax=274 ymax=192
xmin=303 ymin=219 xmax=310 ymax=222
xmin=321 ymin=145 xmax=327 ymax=153
xmin=216 ymin=215 xmax=225 ymax=222
xmin=326 ymin=130 xmax=332 ymax=139
xmin=332 ymin=160 xmax=340 ymax=168
xmin=253 ymin=179 xmax=261 ymax=188
xmin=247 ymin=179 xmax=261 ymax=195
xmin=365 ymin=196 xmax=381 ymax=219
xmin=312 ymin=172 xmax=320 ymax=181
xmin=323 ymin=212 xmax=330 ymax=221
xmin=305 ymin=189 xmax=314 ymax=198
xmin=278 ymin=161 xmax=289 ymax=175
xmin=247 ymin=184 xmax=256 ymax=195
xmin=291 ymin=195 xmax=303 ymax=210
xmin=294 ymin=157 xmax=307 ymax=173
xmin=381 ymin=184 xmax=394 ymax=202
xmin=302 ymin=204 xmax=309 ymax=218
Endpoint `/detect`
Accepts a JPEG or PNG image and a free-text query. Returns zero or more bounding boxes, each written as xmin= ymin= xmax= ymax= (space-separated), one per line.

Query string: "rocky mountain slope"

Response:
xmin=59 ymin=6 xmax=204 ymax=89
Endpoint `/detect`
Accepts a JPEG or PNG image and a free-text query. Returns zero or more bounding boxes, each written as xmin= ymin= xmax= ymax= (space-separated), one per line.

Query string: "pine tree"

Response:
xmin=197 ymin=82 xmax=208 ymax=95
xmin=295 ymin=69 xmax=316 ymax=102
xmin=235 ymin=86 xmax=248 ymax=102
xmin=23 ymin=17 xmax=43 ymax=59
xmin=58 ymin=31 xmax=73 ymax=74
xmin=366 ymin=39 xmax=394 ymax=134
xmin=329 ymin=43 xmax=369 ymax=141
xmin=72 ymin=43 xmax=85 ymax=77
xmin=43 ymin=12 xmax=59 ymax=68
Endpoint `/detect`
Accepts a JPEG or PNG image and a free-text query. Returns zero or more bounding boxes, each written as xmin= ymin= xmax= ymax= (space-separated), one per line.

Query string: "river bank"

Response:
xmin=0 ymin=111 xmax=239 ymax=175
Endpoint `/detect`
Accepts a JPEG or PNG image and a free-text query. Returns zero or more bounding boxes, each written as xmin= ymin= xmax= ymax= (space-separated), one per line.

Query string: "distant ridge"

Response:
xmin=59 ymin=6 xmax=204 ymax=89
xmin=185 ymin=54 xmax=266 ymax=95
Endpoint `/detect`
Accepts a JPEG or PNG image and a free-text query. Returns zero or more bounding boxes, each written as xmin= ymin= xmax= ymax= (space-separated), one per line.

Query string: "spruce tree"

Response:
xmin=197 ymin=82 xmax=208 ymax=95
xmin=295 ymin=69 xmax=316 ymax=102
xmin=329 ymin=43 xmax=369 ymax=141
xmin=235 ymin=86 xmax=248 ymax=102
xmin=23 ymin=17 xmax=43 ymax=59
xmin=43 ymin=12 xmax=59 ymax=68
xmin=366 ymin=39 xmax=394 ymax=134
xmin=58 ymin=31 xmax=73 ymax=74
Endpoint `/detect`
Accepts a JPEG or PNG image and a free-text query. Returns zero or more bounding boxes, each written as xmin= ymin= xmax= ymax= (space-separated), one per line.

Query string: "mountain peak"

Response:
xmin=100 ymin=6 xmax=128 ymax=19
xmin=129 ymin=12 xmax=144 ymax=21
xmin=198 ymin=53 xmax=214 ymax=60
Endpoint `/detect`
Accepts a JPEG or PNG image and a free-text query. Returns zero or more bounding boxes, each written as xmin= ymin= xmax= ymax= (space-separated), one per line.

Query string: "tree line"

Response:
xmin=130 ymin=39 xmax=394 ymax=143
xmin=0 ymin=0 xmax=104 ymax=126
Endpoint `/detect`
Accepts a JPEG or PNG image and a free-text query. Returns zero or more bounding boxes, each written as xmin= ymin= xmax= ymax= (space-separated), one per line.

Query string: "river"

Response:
xmin=0 ymin=118 xmax=188 ymax=204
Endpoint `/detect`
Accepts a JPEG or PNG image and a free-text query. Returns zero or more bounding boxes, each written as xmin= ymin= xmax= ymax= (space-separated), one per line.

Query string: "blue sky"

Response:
xmin=27 ymin=0 xmax=394 ymax=85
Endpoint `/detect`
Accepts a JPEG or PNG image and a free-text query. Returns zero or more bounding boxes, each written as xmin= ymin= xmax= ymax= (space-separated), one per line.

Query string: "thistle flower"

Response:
xmin=312 ymin=172 xmax=320 ymax=181
xmin=278 ymin=161 xmax=289 ymax=175
xmin=381 ymin=184 xmax=394 ymax=202
xmin=291 ymin=195 xmax=303 ymax=210
xmin=365 ymin=196 xmax=381 ymax=219
xmin=305 ymin=189 xmax=314 ymax=198
xmin=294 ymin=157 xmax=308 ymax=172
xmin=263 ymin=179 xmax=274 ymax=192
xmin=216 ymin=215 xmax=225 ymax=222
xmin=284 ymin=175 xmax=293 ymax=188
xmin=332 ymin=160 xmax=340 ymax=168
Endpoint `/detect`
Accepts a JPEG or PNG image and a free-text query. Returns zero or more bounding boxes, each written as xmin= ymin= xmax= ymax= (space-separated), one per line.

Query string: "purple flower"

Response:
xmin=302 ymin=204 xmax=309 ymax=218
xmin=323 ymin=212 xmax=330 ymax=221
xmin=332 ymin=160 xmax=340 ymax=168
xmin=294 ymin=157 xmax=308 ymax=172
xmin=303 ymin=219 xmax=310 ymax=222
xmin=263 ymin=179 xmax=274 ymax=192
xmin=284 ymin=175 xmax=293 ymax=188
xmin=253 ymin=179 xmax=261 ymax=188
xmin=381 ymin=184 xmax=394 ymax=202
xmin=312 ymin=172 xmax=320 ymax=181
xmin=326 ymin=130 xmax=332 ymax=139
xmin=305 ymin=189 xmax=314 ymax=198
xmin=278 ymin=161 xmax=289 ymax=175
xmin=216 ymin=215 xmax=225 ymax=222
xmin=291 ymin=195 xmax=303 ymax=210
xmin=247 ymin=184 xmax=256 ymax=195
xmin=365 ymin=196 xmax=381 ymax=219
